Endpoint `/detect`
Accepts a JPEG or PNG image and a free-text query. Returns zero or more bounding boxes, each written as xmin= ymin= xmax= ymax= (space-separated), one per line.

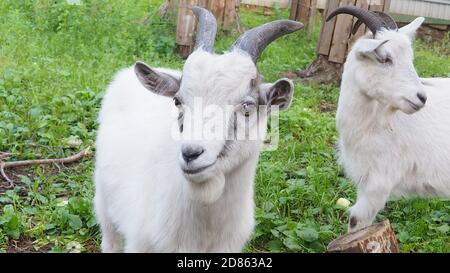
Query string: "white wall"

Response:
xmin=389 ymin=0 xmax=450 ymax=20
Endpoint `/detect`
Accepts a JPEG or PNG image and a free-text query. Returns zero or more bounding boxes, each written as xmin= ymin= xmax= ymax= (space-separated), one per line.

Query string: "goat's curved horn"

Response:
xmin=191 ymin=6 xmax=217 ymax=53
xmin=352 ymin=11 xmax=398 ymax=34
xmin=326 ymin=6 xmax=385 ymax=37
xmin=232 ymin=20 xmax=304 ymax=63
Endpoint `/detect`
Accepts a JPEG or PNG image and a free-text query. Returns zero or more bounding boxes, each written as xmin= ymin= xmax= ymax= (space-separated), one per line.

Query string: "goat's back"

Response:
xmin=94 ymin=67 xmax=185 ymax=241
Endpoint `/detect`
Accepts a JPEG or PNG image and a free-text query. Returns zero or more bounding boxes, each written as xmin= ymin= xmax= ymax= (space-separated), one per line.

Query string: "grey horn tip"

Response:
xmin=325 ymin=5 xmax=389 ymax=37
xmin=232 ymin=19 xmax=305 ymax=63
xmin=190 ymin=6 xmax=217 ymax=53
xmin=191 ymin=6 xmax=205 ymax=14
xmin=134 ymin=61 xmax=145 ymax=68
xmin=288 ymin=20 xmax=305 ymax=30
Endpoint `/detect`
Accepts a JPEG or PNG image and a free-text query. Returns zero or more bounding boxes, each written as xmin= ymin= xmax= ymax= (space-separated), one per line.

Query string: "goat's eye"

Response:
xmin=378 ymin=55 xmax=393 ymax=65
xmin=241 ymin=101 xmax=255 ymax=117
xmin=174 ymin=97 xmax=181 ymax=106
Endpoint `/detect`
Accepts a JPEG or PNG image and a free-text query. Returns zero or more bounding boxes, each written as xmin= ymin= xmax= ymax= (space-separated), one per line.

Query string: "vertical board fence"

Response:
xmin=297 ymin=0 xmax=391 ymax=83
xmin=317 ymin=0 xmax=391 ymax=64
xmin=290 ymin=0 xmax=318 ymax=34
xmin=175 ymin=0 xmax=239 ymax=58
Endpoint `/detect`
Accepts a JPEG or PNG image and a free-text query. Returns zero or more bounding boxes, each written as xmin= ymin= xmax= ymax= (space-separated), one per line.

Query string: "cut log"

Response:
xmin=327 ymin=219 xmax=400 ymax=253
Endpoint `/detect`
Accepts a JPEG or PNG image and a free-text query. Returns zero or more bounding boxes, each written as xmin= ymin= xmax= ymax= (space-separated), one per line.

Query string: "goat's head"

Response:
xmin=134 ymin=7 xmax=303 ymax=201
xmin=328 ymin=6 xmax=427 ymax=115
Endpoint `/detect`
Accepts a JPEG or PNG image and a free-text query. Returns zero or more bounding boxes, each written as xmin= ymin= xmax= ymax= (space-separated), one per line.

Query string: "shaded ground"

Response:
xmin=7 ymin=236 xmax=53 ymax=253
xmin=7 ymin=236 xmax=100 ymax=253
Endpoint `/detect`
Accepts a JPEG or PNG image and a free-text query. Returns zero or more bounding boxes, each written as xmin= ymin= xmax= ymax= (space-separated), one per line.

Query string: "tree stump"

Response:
xmin=327 ymin=220 xmax=400 ymax=253
xmin=296 ymin=54 xmax=343 ymax=84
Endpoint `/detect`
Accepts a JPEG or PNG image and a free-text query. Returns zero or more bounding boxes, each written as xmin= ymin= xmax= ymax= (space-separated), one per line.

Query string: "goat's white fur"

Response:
xmin=337 ymin=17 xmax=450 ymax=232
xmin=94 ymin=50 xmax=293 ymax=252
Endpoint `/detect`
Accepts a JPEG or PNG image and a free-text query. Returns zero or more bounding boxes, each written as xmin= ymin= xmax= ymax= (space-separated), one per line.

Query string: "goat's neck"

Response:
xmin=212 ymin=150 xmax=258 ymax=208
xmin=337 ymin=71 xmax=395 ymax=140
xmin=184 ymin=145 xmax=260 ymax=217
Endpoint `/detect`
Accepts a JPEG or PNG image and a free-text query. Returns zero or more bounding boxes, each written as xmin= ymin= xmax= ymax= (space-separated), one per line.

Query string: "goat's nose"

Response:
xmin=417 ymin=93 xmax=427 ymax=104
xmin=182 ymin=146 xmax=204 ymax=163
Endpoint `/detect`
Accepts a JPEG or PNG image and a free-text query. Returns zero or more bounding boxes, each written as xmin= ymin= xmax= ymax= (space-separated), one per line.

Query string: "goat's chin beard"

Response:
xmin=186 ymin=172 xmax=225 ymax=204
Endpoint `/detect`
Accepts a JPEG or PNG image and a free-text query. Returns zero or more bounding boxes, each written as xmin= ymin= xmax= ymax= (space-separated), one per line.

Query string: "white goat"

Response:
xmin=94 ymin=7 xmax=303 ymax=252
xmin=328 ymin=6 xmax=450 ymax=232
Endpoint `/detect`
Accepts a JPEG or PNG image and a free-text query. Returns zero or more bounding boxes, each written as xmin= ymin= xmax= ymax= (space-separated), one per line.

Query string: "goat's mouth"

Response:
xmin=405 ymin=99 xmax=423 ymax=111
xmin=181 ymin=161 xmax=217 ymax=175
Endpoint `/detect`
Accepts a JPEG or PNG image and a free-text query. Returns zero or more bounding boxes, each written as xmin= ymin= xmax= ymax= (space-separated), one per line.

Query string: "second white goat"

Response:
xmin=328 ymin=6 xmax=450 ymax=232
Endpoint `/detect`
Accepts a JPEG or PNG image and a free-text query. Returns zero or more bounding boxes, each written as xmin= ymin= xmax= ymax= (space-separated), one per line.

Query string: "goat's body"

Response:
xmin=94 ymin=68 xmax=256 ymax=252
xmin=337 ymin=71 xmax=450 ymax=229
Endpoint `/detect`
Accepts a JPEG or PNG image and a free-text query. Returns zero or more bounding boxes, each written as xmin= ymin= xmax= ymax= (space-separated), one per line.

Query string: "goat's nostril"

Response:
xmin=417 ymin=93 xmax=427 ymax=104
xmin=182 ymin=147 xmax=204 ymax=163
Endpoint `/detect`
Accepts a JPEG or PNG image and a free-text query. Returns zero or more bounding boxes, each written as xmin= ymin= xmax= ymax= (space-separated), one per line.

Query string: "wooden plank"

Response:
xmin=317 ymin=0 xmax=340 ymax=55
xmin=290 ymin=0 xmax=299 ymax=20
xmin=384 ymin=0 xmax=392 ymax=12
xmin=176 ymin=0 xmax=199 ymax=58
xmin=223 ymin=0 xmax=237 ymax=29
xmin=308 ymin=0 xmax=318 ymax=34
xmin=176 ymin=0 xmax=198 ymax=46
xmin=241 ymin=0 xmax=291 ymax=8
xmin=329 ymin=0 xmax=356 ymax=63
xmin=317 ymin=0 xmax=327 ymax=10
xmin=298 ymin=0 xmax=311 ymax=24
xmin=198 ymin=0 xmax=209 ymax=8
xmin=369 ymin=1 xmax=384 ymax=12
xmin=211 ymin=0 xmax=226 ymax=24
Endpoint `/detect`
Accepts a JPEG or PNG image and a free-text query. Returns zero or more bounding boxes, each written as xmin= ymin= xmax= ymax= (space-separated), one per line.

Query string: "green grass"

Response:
xmin=0 ymin=0 xmax=449 ymax=253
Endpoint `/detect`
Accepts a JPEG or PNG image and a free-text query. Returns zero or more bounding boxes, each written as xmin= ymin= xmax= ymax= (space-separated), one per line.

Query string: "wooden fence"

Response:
xmin=317 ymin=0 xmax=391 ymax=64
xmin=176 ymin=0 xmax=238 ymax=57
xmin=241 ymin=0 xmax=291 ymax=8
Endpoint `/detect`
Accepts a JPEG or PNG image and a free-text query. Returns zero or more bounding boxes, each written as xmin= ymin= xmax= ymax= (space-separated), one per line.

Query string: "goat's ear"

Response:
xmin=259 ymin=78 xmax=294 ymax=111
xmin=355 ymin=39 xmax=390 ymax=63
xmin=134 ymin=61 xmax=180 ymax=97
xmin=399 ymin=17 xmax=425 ymax=41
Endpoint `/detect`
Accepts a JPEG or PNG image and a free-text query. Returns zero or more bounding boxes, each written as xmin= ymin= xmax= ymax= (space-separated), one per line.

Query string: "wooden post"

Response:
xmin=327 ymin=220 xmax=400 ymax=253
xmin=290 ymin=0 xmax=311 ymax=24
xmin=329 ymin=0 xmax=355 ymax=63
xmin=175 ymin=0 xmax=239 ymax=58
xmin=317 ymin=0 xmax=339 ymax=55
xmin=298 ymin=0 xmax=311 ymax=24
xmin=176 ymin=0 xmax=198 ymax=58
xmin=290 ymin=0 xmax=299 ymax=20
xmin=290 ymin=0 xmax=318 ymax=34
xmin=308 ymin=0 xmax=317 ymax=34
xmin=318 ymin=0 xmax=391 ymax=63
xmin=211 ymin=0 xmax=226 ymax=24
xmin=223 ymin=0 xmax=239 ymax=30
